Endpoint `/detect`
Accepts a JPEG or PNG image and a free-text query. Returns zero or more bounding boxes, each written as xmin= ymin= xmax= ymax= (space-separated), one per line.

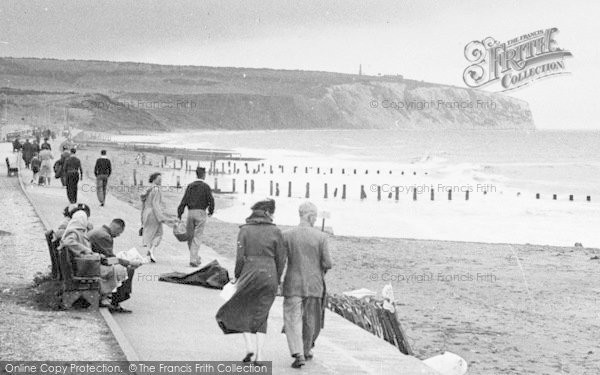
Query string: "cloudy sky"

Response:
xmin=0 ymin=0 xmax=598 ymax=129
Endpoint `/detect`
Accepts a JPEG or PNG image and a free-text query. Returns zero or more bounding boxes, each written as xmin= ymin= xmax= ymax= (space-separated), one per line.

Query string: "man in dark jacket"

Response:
xmin=12 ymin=137 xmax=22 ymax=153
xmin=21 ymin=139 xmax=34 ymax=168
xmin=63 ymin=148 xmax=83 ymax=203
xmin=177 ymin=167 xmax=215 ymax=267
xmin=41 ymin=137 xmax=52 ymax=150
xmin=94 ymin=150 xmax=112 ymax=207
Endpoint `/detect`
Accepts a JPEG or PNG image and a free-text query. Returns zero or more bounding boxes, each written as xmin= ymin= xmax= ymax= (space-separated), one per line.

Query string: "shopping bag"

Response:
xmin=173 ymin=220 xmax=189 ymax=242
xmin=219 ymin=281 xmax=237 ymax=301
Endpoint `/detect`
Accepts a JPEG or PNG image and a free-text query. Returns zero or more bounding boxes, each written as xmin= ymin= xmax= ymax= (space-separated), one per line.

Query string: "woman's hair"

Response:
xmin=68 ymin=203 xmax=91 ymax=218
xmin=251 ymin=198 xmax=276 ymax=214
xmin=149 ymin=172 xmax=161 ymax=184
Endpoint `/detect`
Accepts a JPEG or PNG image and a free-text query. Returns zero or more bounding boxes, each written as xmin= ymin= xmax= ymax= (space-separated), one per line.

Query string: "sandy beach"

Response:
xmin=69 ymin=142 xmax=600 ymax=375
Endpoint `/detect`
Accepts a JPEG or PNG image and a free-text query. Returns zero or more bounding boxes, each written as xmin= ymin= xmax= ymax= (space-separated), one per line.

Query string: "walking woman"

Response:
xmin=39 ymin=148 xmax=54 ymax=186
xmin=140 ymin=172 xmax=174 ymax=262
xmin=215 ymin=198 xmax=285 ymax=364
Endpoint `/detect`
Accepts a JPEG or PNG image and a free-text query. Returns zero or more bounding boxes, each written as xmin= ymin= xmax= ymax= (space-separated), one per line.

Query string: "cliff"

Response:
xmin=0 ymin=57 xmax=534 ymax=131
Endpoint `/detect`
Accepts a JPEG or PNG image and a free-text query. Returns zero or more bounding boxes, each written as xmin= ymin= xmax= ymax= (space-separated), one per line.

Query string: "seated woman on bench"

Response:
xmin=60 ymin=210 xmax=129 ymax=300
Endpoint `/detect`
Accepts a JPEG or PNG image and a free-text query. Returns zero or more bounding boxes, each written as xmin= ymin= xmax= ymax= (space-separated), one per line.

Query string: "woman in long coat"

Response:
xmin=216 ymin=199 xmax=285 ymax=363
xmin=140 ymin=172 xmax=174 ymax=262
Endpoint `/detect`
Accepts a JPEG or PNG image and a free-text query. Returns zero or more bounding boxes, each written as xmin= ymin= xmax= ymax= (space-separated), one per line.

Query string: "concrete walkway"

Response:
xmin=15 ymin=153 xmax=439 ymax=374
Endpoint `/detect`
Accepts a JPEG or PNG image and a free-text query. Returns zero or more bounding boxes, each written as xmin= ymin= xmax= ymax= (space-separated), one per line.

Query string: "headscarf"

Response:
xmin=61 ymin=210 xmax=89 ymax=242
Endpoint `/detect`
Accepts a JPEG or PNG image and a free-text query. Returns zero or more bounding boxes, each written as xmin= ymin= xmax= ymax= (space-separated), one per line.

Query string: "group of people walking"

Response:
xmin=17 ymin=135 xmax=333 ymax=367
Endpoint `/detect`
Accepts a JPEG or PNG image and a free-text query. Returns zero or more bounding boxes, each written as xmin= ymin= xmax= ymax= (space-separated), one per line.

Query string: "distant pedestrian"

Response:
xmin=216 ymin=199 xmax=285 ymax=364
xmin=282 ymin=202 xmax=332 ymax=368
xmin=39 ymin=148 xmax=54 ymax=186
xmin=63 ymin=148 xmax=83 ymax=203
xmin=30 ymin=153 xmax=41 ymax=185
xmin=177 ymin=167 xmax=215 ymax=267
xmin=22 ymin=139 xmax=33 ymax=168
xmin=12 ymin=137 xmax=22 ymax=153
xmin=57 ymin=147 xmax=71 ymax=186
xmin=140 ymin=173 xmax=175 ymax=263
xmin=41 ymin=137 xmax=52 ymax=151
xmin=94 ymin=150 xmax=112 ymax=207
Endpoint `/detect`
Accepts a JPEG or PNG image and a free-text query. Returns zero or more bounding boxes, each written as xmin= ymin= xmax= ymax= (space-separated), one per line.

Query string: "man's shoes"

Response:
xmin=189 ymin=262 xmax=200 ymax=267
xmin=109 ymin=304 xmax=132 ymax=314
xmin=242 ymin=352 xmax=254 ymax=363
xmin=100 ymin=203 xmax=104 ymax=207
xmin=305 ymin=351 xmax=314 ymax=360
xmin=291 ymin=354 xmax=305 ymax=368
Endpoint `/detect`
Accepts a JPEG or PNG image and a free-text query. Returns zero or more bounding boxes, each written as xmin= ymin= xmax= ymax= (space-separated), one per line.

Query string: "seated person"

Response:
xmin=60 ymin=211 xmax=128 ymax=302
xmin=89 ymin=219 xmax=141 ymax=313
xmin=56 ymin=204 xmax=92 ymax=239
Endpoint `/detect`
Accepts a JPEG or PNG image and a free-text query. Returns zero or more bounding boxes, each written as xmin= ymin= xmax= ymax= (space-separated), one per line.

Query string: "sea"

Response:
xmin=113 ymin=129 xmax=600 ymax=247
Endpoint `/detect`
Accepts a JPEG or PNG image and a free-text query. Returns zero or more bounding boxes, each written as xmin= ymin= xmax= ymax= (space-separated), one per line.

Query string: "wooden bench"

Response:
xmin=45 ymin=229 xmax=100 ymax=309
xmin=5 ymin=157 xmax=18 ymax=177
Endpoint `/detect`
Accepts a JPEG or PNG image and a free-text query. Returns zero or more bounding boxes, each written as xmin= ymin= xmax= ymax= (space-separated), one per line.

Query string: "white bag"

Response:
xmin=219 ymin=281 xmax=237 ymax=301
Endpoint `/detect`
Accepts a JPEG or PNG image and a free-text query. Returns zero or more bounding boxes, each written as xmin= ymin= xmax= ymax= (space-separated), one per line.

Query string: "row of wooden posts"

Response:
xmin=127 ymin=169 xmax=594 ymax=203
xmin=534 ymin=193 xmax=592 ymax=202
xmin=154 ymin=156 xmax=427 ymax=177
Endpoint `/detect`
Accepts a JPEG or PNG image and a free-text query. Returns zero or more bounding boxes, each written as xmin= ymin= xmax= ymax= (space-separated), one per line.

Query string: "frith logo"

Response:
xmin=463 ymin=28 xmax=573 ymax=91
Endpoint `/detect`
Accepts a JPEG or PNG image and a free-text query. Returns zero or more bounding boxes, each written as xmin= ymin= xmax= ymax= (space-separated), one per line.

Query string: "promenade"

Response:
xmin=8 ymin=142 xmax=439 ymax=374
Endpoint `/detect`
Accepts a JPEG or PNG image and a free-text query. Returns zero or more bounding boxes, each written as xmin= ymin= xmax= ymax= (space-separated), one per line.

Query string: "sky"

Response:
xmin=0 ymin=0 xmax=598 ymax=130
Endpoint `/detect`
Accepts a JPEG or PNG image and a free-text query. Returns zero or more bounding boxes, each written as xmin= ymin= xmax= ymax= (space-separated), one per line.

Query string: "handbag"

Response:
xmin=219 ymin=280 xmax=237 ymax=301
xmin=71 ymin=253 xmax=101 ymax=277
xmin=172 ymin=220 xmax=189 ymax=242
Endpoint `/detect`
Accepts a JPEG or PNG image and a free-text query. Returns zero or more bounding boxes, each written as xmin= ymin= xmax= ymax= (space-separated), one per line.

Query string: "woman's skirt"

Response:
xmin=216 ymin=257 xmax=278 ymax=334
xmin=141 ymin=208 xmax=163 ymax=247
xmin=40 ymin=160 xmax=53 ymax=178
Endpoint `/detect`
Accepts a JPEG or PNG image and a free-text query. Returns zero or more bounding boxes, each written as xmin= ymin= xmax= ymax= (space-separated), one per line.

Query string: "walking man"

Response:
xmin=63 ymin=148 xmax=83 ymax=203
xmin=177 ymin=166 xmax=214 ymax=267
xmin=94 ymin=150 xmax=112 ymax=207
xmin=282 ymin=202 xmax=333 ymax=368
xmin=22 ymin=139 xmax=34 ymax=168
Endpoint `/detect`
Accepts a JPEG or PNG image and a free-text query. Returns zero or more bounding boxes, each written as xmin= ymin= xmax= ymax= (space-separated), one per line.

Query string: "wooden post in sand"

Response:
xmin=317 ymin=167 xmax=320 ymax=174
xmin=569 ymin=195 xmax=574 ymax=201
xmin=176 ymin=176 xmax=181 ymax=189
xmin=413 ymin=187 xmax=417 ymax=201
xmin=587 ymin=196 xmax=591 ymax=202
xmin=448 ymin=190 xmax=452 ymax=200
xmin=465 ymin=190 xmax=469 ymax=200
xmin=244 ymin=180 xmax=247 ymax=194
xmin=270 ymin=165 xmax=273 ymax=174
xmin=324 ymin=183 xmax=328 ymax=199
xmin=232 ymin=179 xmax=236 ymax=193
xmin=360 ymin=185 xmax=367 ymax=200
xmin=536 ymin=193 xmax=540 ymax=199
xmin=342 ymin=184 xmax=347 ymax=200
xmin=293 ymin=166 xmax=297 ymax=173
xmin=305 ymin=183 xmax=310 ymax=198
xmin=430 ymin=189 xmax=434 ymax=201
xmin=251 ymin=180 xmax=255 ymax=194
xmin=270 ymin=181 xmax=274 ymax=196
xmin=395 ymin=186 xmax=399 ymax=201
xmin=133 ymin=169 xmax=137 ymax=186
xmin=342 ymin=168 xmax=345 ymax=174
xmin=214 ymin=178 xmax=218 ymax=191
xmin=275 ymin=183 xmax=280 ymax=197
xmin=377 ymin=185 xmax=381 ymax=200
xmin=553 ymin=194 xmax=557 ymax=200
xmin=288 ymin=181 xmax=292 ymax=197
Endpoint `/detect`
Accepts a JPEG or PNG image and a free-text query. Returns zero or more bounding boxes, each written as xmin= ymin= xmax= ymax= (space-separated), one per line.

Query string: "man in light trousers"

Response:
xmin=177 ymin=167 xmax=215 ymax=267
xmin=282 ymin=202 xmax=333 ymax=369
